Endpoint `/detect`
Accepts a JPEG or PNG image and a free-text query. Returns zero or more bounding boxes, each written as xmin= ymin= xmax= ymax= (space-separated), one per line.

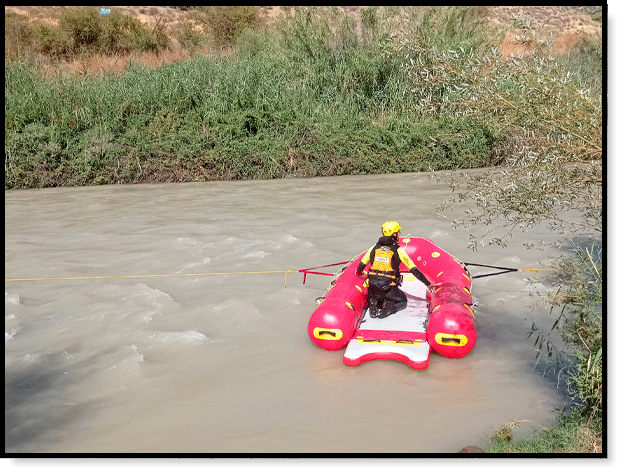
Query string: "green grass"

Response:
xmin=487 ymin=408 xmax=602 ymax=453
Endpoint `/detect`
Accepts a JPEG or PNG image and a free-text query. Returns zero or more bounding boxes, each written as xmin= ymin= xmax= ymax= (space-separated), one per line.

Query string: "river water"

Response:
xmin=5 ymin=171 xmax=575 ymax=454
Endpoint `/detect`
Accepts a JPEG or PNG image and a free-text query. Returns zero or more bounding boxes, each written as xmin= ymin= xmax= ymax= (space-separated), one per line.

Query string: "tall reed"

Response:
xmin=6 ymin=7 xmax=505 ymax=188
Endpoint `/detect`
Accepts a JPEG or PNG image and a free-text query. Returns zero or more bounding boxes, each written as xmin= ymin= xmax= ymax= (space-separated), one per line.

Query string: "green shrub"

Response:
xmin=31 ymin=23 xmax=71 ymax=57
xmin=8 ymin=7 xmax=169 ymax=58
xmin=99 ymin=11 xmax=150 ymax=53
xmin=175 ymin=21 xmax=205 ymax=51
xmin=59 ymin=7 xmax=102 ymax=53
xmin=360 ymin=7 xmax=379 ymax=43
xmin=192 ymin=6 xmax=259 ymax=49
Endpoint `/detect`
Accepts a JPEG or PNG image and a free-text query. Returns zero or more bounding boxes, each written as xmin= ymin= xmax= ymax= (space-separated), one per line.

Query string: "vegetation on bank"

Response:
xmin=488 ymin=407 xmax=602 ymax=454
xmin=5 ymin=6 xmax=600 ymax=191
xmin=4 ymin=6 xmax=603 ymax=453
xmin=487 ymin=242 xmax=602 ymax=454
xmin=5 ymin=7 xmax=505 ymax=189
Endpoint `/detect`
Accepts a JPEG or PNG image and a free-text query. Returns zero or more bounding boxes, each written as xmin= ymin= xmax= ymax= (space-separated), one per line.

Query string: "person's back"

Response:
xmin=356 ymin=221 xmax=430 ymax=318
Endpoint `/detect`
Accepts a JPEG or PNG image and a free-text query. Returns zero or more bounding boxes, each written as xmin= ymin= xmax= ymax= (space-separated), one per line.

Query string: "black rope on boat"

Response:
xmin=470 ymin=269 xmax=518 ymax=279
xmin=463 ymin=262 xmax=555 ymax=279
xmin=463 ymin=262 xmax=517 ymax=279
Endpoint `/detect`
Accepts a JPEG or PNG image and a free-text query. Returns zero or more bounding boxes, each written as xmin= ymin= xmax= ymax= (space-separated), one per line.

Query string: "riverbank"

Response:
xmin=486 ymin=408 xmax=602 ymax=453
xmin=5 ymin=6 xmax=602 ymax=190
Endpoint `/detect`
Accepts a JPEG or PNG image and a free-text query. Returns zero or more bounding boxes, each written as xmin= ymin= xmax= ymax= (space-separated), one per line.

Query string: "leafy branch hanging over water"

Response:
xmin=420 ymin=45 xmax=602 ymax=249
xmin=525 ymin=242 xmax=602 ymax=422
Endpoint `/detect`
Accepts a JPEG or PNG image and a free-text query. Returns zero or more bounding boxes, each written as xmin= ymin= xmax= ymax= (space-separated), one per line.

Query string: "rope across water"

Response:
xmin=5 ymin=262 xmax=554 ymax=286
xmin=4 ymin=263 xmax=350 ymax=287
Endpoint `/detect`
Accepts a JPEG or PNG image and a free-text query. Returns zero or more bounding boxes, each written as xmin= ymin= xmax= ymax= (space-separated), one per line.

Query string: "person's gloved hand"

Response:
xmin=356 ymin=263 xmax=365 ymax=276
xmin=410 ymin=267 xmax=430 ymax=287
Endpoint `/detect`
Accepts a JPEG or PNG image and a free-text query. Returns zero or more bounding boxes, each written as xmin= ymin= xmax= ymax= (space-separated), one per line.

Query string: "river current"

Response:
xmin=5 ymin=171 xmax=575 ymax=454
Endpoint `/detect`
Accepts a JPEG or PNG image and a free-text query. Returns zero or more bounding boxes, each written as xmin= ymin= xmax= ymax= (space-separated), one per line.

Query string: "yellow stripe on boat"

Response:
xmin=434 ymin=332 xmax=468 ymax=347
xmin=313 ymin=328 xmax=343 ymax=341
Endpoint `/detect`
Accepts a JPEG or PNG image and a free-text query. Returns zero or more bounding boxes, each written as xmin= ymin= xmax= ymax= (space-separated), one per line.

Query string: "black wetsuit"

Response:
xmin=357 ymin=236 xmax=430 ymax=318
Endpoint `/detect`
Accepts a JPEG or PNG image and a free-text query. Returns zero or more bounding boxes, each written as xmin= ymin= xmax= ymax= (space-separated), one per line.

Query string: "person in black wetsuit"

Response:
xmin=356 ymin=221 xmax=430 ymax=319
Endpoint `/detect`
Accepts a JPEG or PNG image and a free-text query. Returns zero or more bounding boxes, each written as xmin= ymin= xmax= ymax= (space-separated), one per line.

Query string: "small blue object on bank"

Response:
xmin=100 ymin=8 xmax=111 ymax=16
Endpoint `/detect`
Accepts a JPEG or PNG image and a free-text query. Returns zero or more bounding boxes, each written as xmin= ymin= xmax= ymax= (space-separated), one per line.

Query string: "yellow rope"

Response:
xmin=6 ymin=269 xmax=298 ymax=287
xmin=5 ymin=267 xmax=557 ymax=286
xmin=519 ymin=268 xmax=556 ymax=281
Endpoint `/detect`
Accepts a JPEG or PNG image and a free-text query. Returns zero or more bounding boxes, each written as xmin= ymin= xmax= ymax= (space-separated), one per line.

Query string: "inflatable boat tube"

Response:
xmin=308 ymin=237 xmax=476 ymax=361
xmin=307 ymin=257 xmax=367 ymax=351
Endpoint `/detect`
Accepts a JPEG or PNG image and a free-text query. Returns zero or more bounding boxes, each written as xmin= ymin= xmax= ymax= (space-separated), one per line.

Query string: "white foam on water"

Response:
xmin=116 ymin=283 xmax=177 ymax=323
xmin=22 ymin=353 xmax=42 ymax=363
xmin=6 ymin=313 xmax=17 ymax=320
xmin=5 ymin=327 xmax=18 ymax=342
xmin=143 ymin=329 xmax=208 ymax=344
xmin=174 ymin=236 xmax=216 ymax=251
xmin=428 ymin=229 xmax=449 ymax=239
xmin=269 ymin=233 xmax=314 ymax=250
xmin=105 ymin=344 xmax=145 ymax=372
xmin=175 ymin=237 xmax=199 ymax=247
xmin=242 ymin=250 xmax=269 ymax=259
xmin=179 ymin=256 xmax=212 ymax=270
xmin=283 ymin=234 xmax=299 ymax=244
xmin=5 ymin=292 xmax=22 ymax=305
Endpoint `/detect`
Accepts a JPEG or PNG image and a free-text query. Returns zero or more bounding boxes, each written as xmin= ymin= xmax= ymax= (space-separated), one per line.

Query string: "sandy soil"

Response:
xmin=5 ymin=5 xmax=602 ymax=45
xmin=486 ymin=5 xmax=602 ymax=59
xmin=5 ymin=5 xmax=602 ymax=72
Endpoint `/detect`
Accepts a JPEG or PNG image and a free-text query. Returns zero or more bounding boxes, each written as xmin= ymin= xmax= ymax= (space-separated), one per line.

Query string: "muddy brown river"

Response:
xmin=5 ymin=171 xmax=576 ymax=454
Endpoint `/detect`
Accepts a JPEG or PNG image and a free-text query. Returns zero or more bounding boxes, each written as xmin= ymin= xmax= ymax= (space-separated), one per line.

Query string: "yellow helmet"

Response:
xmin=381 ymin=220 xmax=401 ymax=236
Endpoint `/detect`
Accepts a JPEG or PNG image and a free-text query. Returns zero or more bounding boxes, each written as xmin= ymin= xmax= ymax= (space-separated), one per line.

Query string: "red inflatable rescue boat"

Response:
xmin=307 ymin=237 xmax=476 ymax=366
